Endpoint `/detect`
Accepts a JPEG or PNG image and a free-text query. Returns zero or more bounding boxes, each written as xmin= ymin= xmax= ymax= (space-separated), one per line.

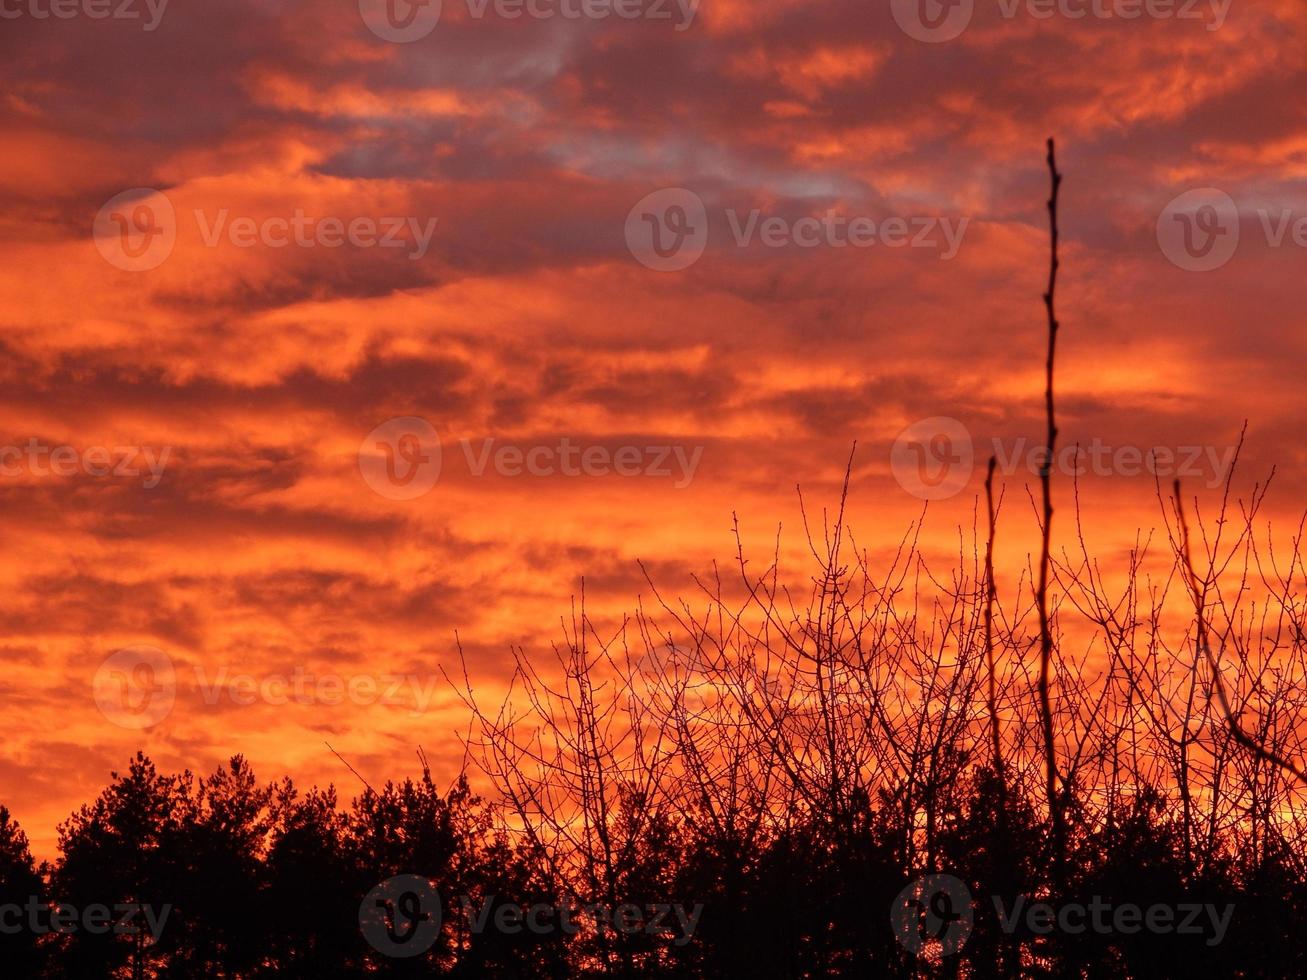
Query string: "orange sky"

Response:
xmin=1 ymin=0 xmax=1305 ymax=857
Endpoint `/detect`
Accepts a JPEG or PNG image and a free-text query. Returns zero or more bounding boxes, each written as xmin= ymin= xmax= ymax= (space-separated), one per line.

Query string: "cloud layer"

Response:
xmin=1 ymin=0 xmax=1303 ymax=854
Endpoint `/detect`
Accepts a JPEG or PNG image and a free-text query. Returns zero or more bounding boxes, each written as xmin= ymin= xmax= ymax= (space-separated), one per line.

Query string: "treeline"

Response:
xmin=0 ymin=747 xmax=1303 ymax=978
xmin=3 ymin=466 xmax=1307 ymax=977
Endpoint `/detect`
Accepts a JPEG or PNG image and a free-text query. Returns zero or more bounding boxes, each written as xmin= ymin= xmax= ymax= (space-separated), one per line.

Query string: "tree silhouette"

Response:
xmin=0 ymin=805 xmax=49 ymax=977
xmin=52 ymin=752 xmax=183 ymax=979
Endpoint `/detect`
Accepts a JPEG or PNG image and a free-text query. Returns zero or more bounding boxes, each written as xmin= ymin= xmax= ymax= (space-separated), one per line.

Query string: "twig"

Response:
xmin=984 ymin=455 xmax=1002 ymax=776
xmin=1174 ymin=481 xmax=1307 ymax=790
xmin=325 ymin=741 xmax=375 ymax=795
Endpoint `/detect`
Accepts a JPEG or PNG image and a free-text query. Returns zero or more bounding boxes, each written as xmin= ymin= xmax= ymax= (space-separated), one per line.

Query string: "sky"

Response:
xmin=1 ymin=0 xmax=1305 ymax=856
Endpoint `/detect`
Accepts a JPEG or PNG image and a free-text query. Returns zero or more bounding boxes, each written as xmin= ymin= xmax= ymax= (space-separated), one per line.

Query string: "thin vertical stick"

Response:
xmin=985 ymin=456 xmax=1011 ymax=980
xmin=984 ymin=456 xmax=1002 ymax=776
xmin=1038 ymin=137 xmax=1064 ymax=886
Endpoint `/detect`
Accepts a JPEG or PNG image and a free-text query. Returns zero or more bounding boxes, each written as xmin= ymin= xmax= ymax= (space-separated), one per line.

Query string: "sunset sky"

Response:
xmin=1 ymin=0 xmax=1305 ymax=857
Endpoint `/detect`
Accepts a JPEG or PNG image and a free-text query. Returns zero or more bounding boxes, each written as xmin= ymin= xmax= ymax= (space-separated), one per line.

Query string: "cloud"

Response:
xmin=1 ymin=0 xmax=1303 ymax=856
